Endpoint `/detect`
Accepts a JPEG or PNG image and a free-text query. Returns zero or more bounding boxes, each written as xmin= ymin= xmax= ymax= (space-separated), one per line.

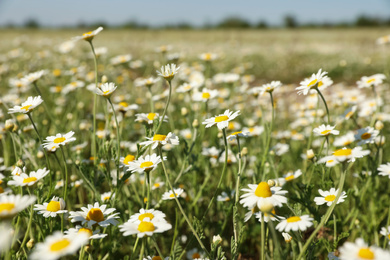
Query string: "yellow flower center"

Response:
xmin=138 ymin=212 xmax=155 ymax=221
xmin=204 ymin=53 xmax=212 ymax=60
xmin=86 ymin=208 xmax=104 ymax=222
xmin=192 ymin=253 xmax=201 ymax=259
xmin=361 ymin=133 xmax=371 ymax=140
xmin=152 ymin=256 xmax=162 ymax=260
xmin=83 ymin=31 xmax=93 ymax=36
xmin=320 ymin=130 xmax=331 ymax=135
xmin=358 ymin=248 xmax=375 ymax=259
xmin=327 ymin=159 xmax=334 ymax=163
xmin=366 ymin=78 xmax=375 ymax=84
xmin=123 ymin=154 xmax=135 ymax=165
xmin=231 ymin=131 xmax=242 ymax=136
xmin=46 ymin=201 xmax=61 ymax=212
xmin=333 ymin=148 xmax=352 ymax=157
xmin=318 ymin=81 xmax=323 ymax=87
xmin=153 ymin=134 xmax=167 ymax=141
xmin=202 ymin=92 xmax=211 ymax=99
xmin=147 ymin=113 xmax=156 ymax=121
xmin=103 ymin=90 xmax=111 ymax=95
xmin=23 ymin=177 xmax=37 ymax=184
xmin=103 ymin=196 xmax=110 ymax=201
xmin=308 ymin=79 xmax=318 ymax=87
xmin=254 ymin=182 xmax=272 ymax=198
xmin=50 ymin=239 xmax=71 ymax=252
xmin=119 ymin=102 xmax=128 ymax=107
xmin=0 ymin=203 xmax=15 ymax=213
xmin=54 ymin=137 xmax=66 ymax=144
xmin=78 ymin=228 xmax=93 ymax=237
xmin=140 ymin=161 xmax=154 ymax=168
xmin=215 ymin=115 xmax=229 ymax=122
xmin=345 ymin=111 xmax=354 ymax=118
xmin=137 ymin=221 xmax=155 ymax=233
xmin=21 ymin=104 xmax=32 ymax=111
xmin=286 ymin=216 xmax=301 ymax=223
xmin=154 ymin=183 xmax=160 ymax=188
xmin=285 ymin=175 xmax=295 ymax=181
xmin=324 ymin=195 xmax=336 ymax=202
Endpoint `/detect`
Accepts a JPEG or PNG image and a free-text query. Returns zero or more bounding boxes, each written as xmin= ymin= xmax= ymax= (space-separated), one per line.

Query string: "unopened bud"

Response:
xmin=217 ymin=132 xmax=223 ymax=138
xmin=213 ymin=235 xmax=222 ymax=245
xmin=16 ymin=159 xmax=25 ymax=168
xmin=282 ymin=233 xmax=292 ymax=243
xmin=267 ymin=179 xmax=275 ymax=187
xmin=241 ymin=147 xmax=248 ymax=156
xmin=5 ymin=119 xmax=16 ymax=131
xmin=27 ymin=238 xmax=35 ymax=249
xmin=375 ymin=120 xmax=384 ymax=131
xmin=269 ymin=150 xmax=275 ymax=156
xmin=192 ymin=119 xmax=199 ymax=128
xmin=306 ymin=149 xmax=315 ymax=160
xmin=181 ymin=107 xmax=188 ymax=116
xmin=101 ymin=75 xmax=108 ymax=83
xmin=37 ymin=150 xmax=44 ymax=159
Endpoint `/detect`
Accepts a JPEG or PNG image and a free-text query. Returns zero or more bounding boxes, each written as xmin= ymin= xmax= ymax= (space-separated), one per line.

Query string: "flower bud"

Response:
xmin=101 ymin=75 xmax=108 ymax=83
xmin=27 ymin=238 xmax=35 ymax=249
xmin=16 ymin=159 xmax=25 ymax=168
xmin=37 ymin=150 xmax=44 ymax=159
xmin=375 ymin=120 xmax=384 ymax=131
xmin=282 ymin=233 xmax=292 ymax=243
xmin=267 ymin=179 xmax=275 ymax=187
xmin=5 ymin=119 xmax=16 ymax=131
xmin=181 ymin=107 xmax=188 ymax=116
xmin=241 ymin=147 xmax=248 ymax=156
xmin=192 ymin=119 xmax=199 ymax=128
xmin=213 ymin=235 xmax=222 ymax=245
xmin=306 ymin=149 xmax=315 ymax=160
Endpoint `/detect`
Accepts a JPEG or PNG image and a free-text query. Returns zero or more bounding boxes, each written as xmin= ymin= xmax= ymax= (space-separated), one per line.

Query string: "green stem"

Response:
xmin=138 ymin=238 xmax=145 ymax=260
xmin=18 ymin=203 xmax=34 ymax=254
xmin=261 ymin=213 xmax=265 ymax=260
xmin=60 ymin=146 xmax=69 ymax=232
xmin=316 ymin=88 xmax=330 ymax=124
xmin=88 ymin=40 xmax=98 ymax=166
xmin=108 ymin=98 xmax=121 ymax=205
xmin=152 ymin=237 xmax=164 ymax=259
xmin=147 ymin=86 xmax=154 ymax=113
xmin=233 ymin=136 xmax=242 ymax=254
xmin=259 ymin=93 xmax=275 ymax=180
xmin=155 ymin=80 xmax=172 ymax=134
xmin=158 ymin=147 xmax=209 ymax=256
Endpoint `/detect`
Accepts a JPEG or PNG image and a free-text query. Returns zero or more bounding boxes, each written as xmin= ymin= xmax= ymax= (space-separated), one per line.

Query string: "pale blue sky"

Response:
xmin=0 ymin=0 xmax=389 ymax=27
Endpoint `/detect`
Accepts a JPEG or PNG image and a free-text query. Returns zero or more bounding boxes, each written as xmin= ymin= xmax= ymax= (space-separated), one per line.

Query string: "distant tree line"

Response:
xmin=4 ymin=15 xmax=390 ymax=29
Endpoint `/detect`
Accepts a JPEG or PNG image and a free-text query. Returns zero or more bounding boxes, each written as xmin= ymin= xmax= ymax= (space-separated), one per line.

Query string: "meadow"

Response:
xmin=0 ymin=28 xmax=390 ymax=260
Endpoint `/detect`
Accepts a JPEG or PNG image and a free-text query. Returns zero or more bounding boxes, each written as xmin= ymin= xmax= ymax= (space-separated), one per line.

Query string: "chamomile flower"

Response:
xmin=276 ymin=215 xmax=313 ymax=232
xmin=243 ymin=126 xmax=264 ymax=137
xmin=8 ymin=168 xmax=49 ymax=187
xmin=313 ymin=124 xmax=339 ymax=137
xmin=354 ymin=127 xmax=379 ymax=145
xmin=8 ymin=96 xmax=43 ymax=114
xmin=34 ymin=196 xmax=67 ymax=217
xmin=43 ymin=131 xmax=76 ymax=150
xmin=380 ymin=226 xmax=390 ymax=245
xmin=94 ymin=82 xmax=117 ymax=98
xmin=217 ymin=191 xmax=234 ymax=202
xmin=260 ymin=81 xmax=282 ymax=94
xmin=135 ymin=112 xmax=167 ymax=125
xmin=378 ymin=163 xmax=390 ymax=178
xmin=101 ymin=192 xmax=114 ymax=202
xmin=277 ymin=170 xmax=303 ymax=185
xmin=377 ymin=35 xmax=390 ymax=45
xmin=157 ymin=64 xmax=180 ymax=81
xmin=69 ymin=202 xmax=120 ymax=227
xmin=357 ymin=74 xmax=386 ymax=89
xmin=110 ymin=54 xmax=132 ymax=65
xmin=119 ymin=217 xmax=172 ymax=238
xmin=126 ymin=154 xmax=166 ymax=174
xmin=282 ymin=232 xmax=293 ymax=243
xmin=296 ymin=69 xmax=329 ymax=95
xmin=203 ymin=109 xmax=240 ymax=130
xmin=314 ymin=188 xmax=347 ymax=206
xmin=339 ymin=238 xmax=390 ymax=260
xmin=134 ymin=77 xmax=160 ymax=88
xmin=21 ymin=70 xmax=46 ymax=85
xmin=140 ymin=132 xmax=180 ymax=150
xmin=73 ymin=27 xmax=103 ymax=42
xmin=342 ymin=106 xmax=357 ymax=120
xmin=162 ymin=188 xmax=184 ymax=200
xmin=151 ymin=180 xmax=165 ymax=190
xmin=187 ymin=248 xmax=204 ymax=260
xmin=240 ymin=182 xmax=288 ymax=209
xmin=332 ymin=147 xmax=370 ymax=163
xmin=120 ymin=154 xmax=135 ymax=167
xmin=199 ymin=52 xmax=218 ymax=61
xmin=226 ymin=130 xmax=250 ymax=141
xmin=255 ymin=209 xmax=285 ymax=223
xmin=65 ymin=226 xmax=107 ymax=240
xmin=333 ymin=132 xmax=355 ymax=147
xmin=192 ymin=88 xmax=219 ymax=102
xmin=30 ymin=231 xmax=89 ymax=260
xmin=128 ymin=208 xmax=167 ymax=223
xmin=318 ymin=155 xmax=339 ymax=167
xmin=0 ymin=194 xmax=36 ymax=219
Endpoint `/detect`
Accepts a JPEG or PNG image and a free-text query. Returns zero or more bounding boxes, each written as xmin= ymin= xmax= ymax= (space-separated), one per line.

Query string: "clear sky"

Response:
xmin=0 ymin=0 xmax=389 ymax=27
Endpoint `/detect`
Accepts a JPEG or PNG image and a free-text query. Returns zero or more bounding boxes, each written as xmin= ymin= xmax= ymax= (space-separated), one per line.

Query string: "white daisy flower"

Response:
xmin=333 ymin=132 xmax=355 ymax=147
xmin=162 ymin=188 xmax=184 ymax=201
xmin=192 ymin=88 xmax=219 ymax=102
xmin=313 ymin=124 xmax=339 ymax=137
xmin=339 ymin=238 xmax=390 ymax=260
xmin=243 ymin=126 xmax=264 ymax=137
xmin=21 ymin=70 xmax=46 ymax=85
xmin=110 ymin=54 xmax=132 ymax=65
xmin=120 ymin=154 xmax=135 ymax=167
xmin=259 ymin=81 xmax=282 ymax=95
xmin=128 ymin=208 xmax=167 ymax=223
xmin=156 ymin=63 xmax=180 ymax=81
xmin=217 ymin=191 xmax=234 ymax=202
xmin=240 ymin=182 xmax=288 ymax=209
xmin=73 ymin=27 xmax=103 ymax=41
xmin=226 ymin=130 xmax=250 ymax=141
xmin=332 ymin=147 xmax=370 ymax=163
xmin=277 ymin=170 xmax=303 ymax=185
xmin=0 ymin=194 xmax=36 ymax=219
xmin=354 ymin=127 xmax=379 ymax=145
xmin=34 ymin=196 xmax=67 ymax=217
xmin=276 ymin=215 xmax=313 ymax=232
xmin=342 ymin=106 xmax=357 ymax=120
xmin=101 ymin=192 xmax=114 ymax=202
xmin=199 ymin=52 xmax=218 ymax=61
xmin=282 ymin=232 xmax=292 ymax=243
xmin=126 ymin=154 xmax=166 ymax=174
xmin=62 ymin=80 xmax=85 ymax=95
xmin=135 ymin=112 xmax=168 ymax=125
xmin=314 ymin=188 xmax=347 ymax=206
xmin=255 ymin=209 xmax=285 ymax=223
xmin=115 ymin=101 xmax=139 ymax=113
xmin=30 ymin=231 xmax=89 ymax=260
xmin=94 ymin=82 xmax=117 ymax=98
xmin=271 ymin=143 xmax=290 ymax=156
xmin=65 ymin=226 xmax=107 ymax=240
xmin=8 ymin=96 xmax=43 ymax=114
xmin=357 ymin=74 xmax=386 ymax=89
xmin=140 ymin=132 xmax=180 ymax=150
xmin=378 ymin=163 xmax=390 ymax=178
xmin=176 ymin=82 xmax=195 ymax=93
xmin=69 ymin=202 xmax=120 ymax=227
xmin=296 ymin=69 xmax=329 ymax=95
xmin=187 ymin=248 xmax=205 ymax=260
xmin=317 ymin=155 xmax=339 ymax=167
xmin=8 ymin=168 xmax=49 ymax=187
xmin=11 ymin=166 xmax=25 ymax=176
xmin=43 ymin=131 xmax=76 ymax=150
xmin=134 ymin=77 xmax=160 ymax=88
xmin=202 ymin=109 xmax=240 ymax=130
xmin=151 ymin=180 xmax=165 ymax=190
xmin=380 ymin=226 xmax=390 ymax=245
xmin=119 ymin=217 xmax=172 ymax=238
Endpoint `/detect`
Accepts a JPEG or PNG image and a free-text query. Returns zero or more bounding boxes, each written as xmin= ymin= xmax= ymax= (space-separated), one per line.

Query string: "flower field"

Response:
xmin=1 ymin=27 xmax=390 ymax=259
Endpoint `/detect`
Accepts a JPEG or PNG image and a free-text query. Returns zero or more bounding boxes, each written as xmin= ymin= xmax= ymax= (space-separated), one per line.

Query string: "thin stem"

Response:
xmin=146 ymin=172 xmax=151 ymax=209
xmin=60 ymin=146 xmax=69 ymax=232
xmin=155 ymin=80 xmax=172 ymax=134
xmin=147 ymin=86 xmax=154 ymax=113
xmin=316 ymin=88 xmax=330 ymax=125
xmin=158 ymin=147 xmax=209 ymax=256
xmin=89 ymin=40 xmax=98 ymax=166
xmin=152 ymin=237 xmax=164 ymax=259
xmin=18 ymin=203 xmax=34 ymax=254
xmin=108 ymin=98 xmax=121 ymax=203
xmin=261 ymin=213 xmax=265 ymax=260
xmin=259 ymin=93 xmax=275 ymax=180
xmin=233 ymin=136 xmax=242 ymax=254
xmin=138 ymin=238 xmax=145 ymax=260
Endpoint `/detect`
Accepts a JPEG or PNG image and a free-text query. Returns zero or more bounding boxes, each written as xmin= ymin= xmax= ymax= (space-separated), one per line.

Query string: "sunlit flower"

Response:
xmin=69 ymin=202 xmax=120 ymax=227
xmin=43 ymin=131 xmax=76 ymax=150
xmin=119 ymin=217 xmax=172 ymax=238
xmin=333 ymin=132 xmax=355 ymax=147
xmin=140 ymin=132 xmax=180 ymax=150
xmin=73 ymin=27 xmax=103 ymax=42
xmin=21 ymin=70 xmax=46 ymax=85
xmin=199 ymin=52 xmax=218 ymax=61
xmin=120 ymin=154 xmax=136 ymax=167
xmin=240 ymin=182 xmax=287 ymax=209
xmin=296 ymin=69 xmax=329 ymax=95
xmin=135 ymin=112 xmax=167 ymax=125
xmin=8 ymin=168 xmax=49 ymax=187
xmin=8 ymin=96 xmax=43 ymax=114
xmin=226 ymin=130 xmax=250 ymax=141
xmin=94 ymin=82 xmax=117 ymax=98
xmin=34 ymin=196 xmax=67 ymax=217
xmin=276 ymin=215 xmax=313 ymax=232
xmin=277 ymin=170 xmax=303 ymax=185
xmin=65 ymin=226 xmax=107 ymax=240
xmin=313 ymin=124 xmax=339 ymax=137
xmin=110 ymin=54 xmax=132 ymax=65
xmin=162 ymin=188 xmax=184 ymax=200
xmin=380 ymin=226 xmax=390 ymax=245
xmin=255 ymin=208 xmax=285 ymax=223
xmin=357 ymin=74 xmax=386 ymax=89
xmin=339 ymin=238 xmax=390 ymax=260
xmin=0 ymin=194 xmax=36 ymax=219
xmin=354 ymin=127 xmax=379 ymax=145
xmin=318 ymin=155 xmax=339 ymax=167
xmin=378 ymin=163 xmax=390 ymax=178
xmin=128 ymin=208 xmax=167 ymax=223
xmin=260 ymin=81 xmax=282 ymax=94
xmin=192 ymin=88 xmax=219 ymax=102
xmin=126 ymin=154 xmax=166 ymax=174
xmin=203 ymin=109 xmax=240 ymax=130
xmin=332 ymin=147 xmax=370 ymax=163
xmin=314 ymin=188 xmax=347 ymax=206
xmin=157 ymin=64 xmax=180 ymax=81
xmin=30 ymin=231 xmax=89 ymax=260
